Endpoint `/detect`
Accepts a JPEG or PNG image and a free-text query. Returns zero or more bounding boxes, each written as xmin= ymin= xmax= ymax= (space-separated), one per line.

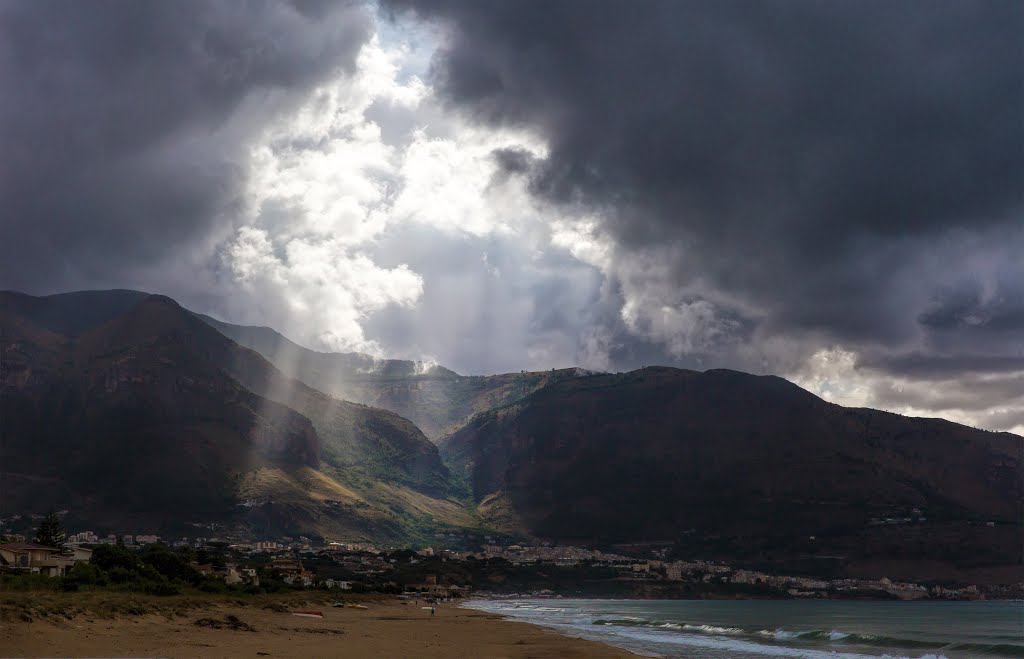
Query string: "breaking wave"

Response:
xmin=465 ymin=599 xmax=1023 ymax=659
xmin=590 ymin=617 xmax=1024 ymax=656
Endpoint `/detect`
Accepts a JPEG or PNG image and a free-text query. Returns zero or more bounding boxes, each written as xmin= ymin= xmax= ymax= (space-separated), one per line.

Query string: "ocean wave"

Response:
xmin=590 ymin=625 xmax=950 ymax=659
xmin=593 ymin=617 xmax=655 ymax=627
xmin=466 ymin=600 xmax=1022 ymax=659
xmin=759 ymin=628 xmax=801 ymax=641
xmin=592 ymin=618 xmax=1024 ymax=656
xmin=761 ymin=626 xmax=1024 ymax=654
xmin=942 ymin=642 xmax=1024 ymax=657
xmin=681 ymin=623 xmax=745 ymax=636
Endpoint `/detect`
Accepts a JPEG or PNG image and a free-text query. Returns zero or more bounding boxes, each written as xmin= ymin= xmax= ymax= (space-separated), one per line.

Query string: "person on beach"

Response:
xmin=431 ymin=607 xmax=435 ymax=616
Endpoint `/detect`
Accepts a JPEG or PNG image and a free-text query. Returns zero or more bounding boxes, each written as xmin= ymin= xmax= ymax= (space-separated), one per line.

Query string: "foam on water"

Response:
xmin=464 ymin=598 xmax=1023 ymax=659
xmin=596 ymin=625 xmax=928 ymax=658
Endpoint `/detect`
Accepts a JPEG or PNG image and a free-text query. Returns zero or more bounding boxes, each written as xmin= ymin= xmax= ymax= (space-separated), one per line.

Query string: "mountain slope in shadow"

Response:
xmin=198 ymin=313 xmax=583 ymax=440
xmin=443 ymin=367 xmax=1023 ymax=579
xmin=0 ymin=291 xmax=465 ymax=540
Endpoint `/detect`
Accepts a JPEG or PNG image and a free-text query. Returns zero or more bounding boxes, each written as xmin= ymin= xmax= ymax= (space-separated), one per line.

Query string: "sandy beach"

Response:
xmin=1 ymin=595 xmax=633 ymax=658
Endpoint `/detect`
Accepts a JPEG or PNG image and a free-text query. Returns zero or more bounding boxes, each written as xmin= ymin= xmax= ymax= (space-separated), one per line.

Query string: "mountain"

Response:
xmin=443 ymin=367 xmax=1023 ymax=578
xmin=0 ymin=291 xmax=466 ymax=540
xmin=6 ymin=289 xmax=1020 ymax=581
xmin=1 ymin=292 xmax=315 ymax=528
xmin=0 ymin=289 xmax=150 ymax=336
xmin=197 ymin=313 xmax=583 ymax=440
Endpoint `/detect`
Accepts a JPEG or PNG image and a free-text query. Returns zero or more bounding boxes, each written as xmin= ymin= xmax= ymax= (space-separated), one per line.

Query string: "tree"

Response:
xmin=34 ymin=511 xmax=66 ymax=550
xmin=90 ymin=544 xmax=141 ymax=573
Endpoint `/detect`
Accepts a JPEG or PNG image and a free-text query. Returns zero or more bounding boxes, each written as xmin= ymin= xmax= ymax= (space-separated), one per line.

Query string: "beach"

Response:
xmin=0 ymin=595 xmax=633 ymax=658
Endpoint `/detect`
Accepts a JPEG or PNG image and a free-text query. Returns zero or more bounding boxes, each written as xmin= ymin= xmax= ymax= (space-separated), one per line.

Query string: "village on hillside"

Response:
xmin=2 ymin=512 xmax=1017 ymax=601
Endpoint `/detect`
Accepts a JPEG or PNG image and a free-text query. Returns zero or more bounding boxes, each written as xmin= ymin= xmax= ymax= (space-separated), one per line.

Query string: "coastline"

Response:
xmin=0 ymin=594 xmax=635 ymax=658
xmin=459 ymin=598 xmax=658 ymax=658
xmin=460 ymin=596 xmax=1024 ymax=659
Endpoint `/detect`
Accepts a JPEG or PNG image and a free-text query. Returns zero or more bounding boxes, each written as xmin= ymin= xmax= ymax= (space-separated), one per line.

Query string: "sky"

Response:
xmin=1 ymin=0 xmax=1022 ymax=434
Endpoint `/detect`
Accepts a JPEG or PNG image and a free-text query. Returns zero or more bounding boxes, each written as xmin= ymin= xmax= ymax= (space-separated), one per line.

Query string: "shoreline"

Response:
xmin=460 ymin=596 xmax=1024 ymax=659
xmin=458 ymin=598 xmax=656 ymax=658
xmin=468 ymin=591 xmax=1020 ymax=602
xmin=0 ymin=593 xmax=635 ymax=658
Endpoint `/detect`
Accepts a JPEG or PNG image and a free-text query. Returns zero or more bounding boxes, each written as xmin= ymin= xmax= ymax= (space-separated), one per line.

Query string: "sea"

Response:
xmin=463 ymin=598 xmax=1024 ymax=658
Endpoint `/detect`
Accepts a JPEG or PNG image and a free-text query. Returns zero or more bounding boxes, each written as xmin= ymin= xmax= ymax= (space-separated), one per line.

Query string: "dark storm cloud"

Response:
xmin=863 ymin=354 xmax=1024 ymax=380
xmin=0 ymin=0 xmax=372 ymax=294
xmin=490 ymin=147 xmax=535 ymax=175
xmin=866 ymin=371 xmax=1024 ymax=416
xmin=383 ymin=0 xmax=1024 ymax=369
xmin=919 ymin=278 xmax=1024 ymax=336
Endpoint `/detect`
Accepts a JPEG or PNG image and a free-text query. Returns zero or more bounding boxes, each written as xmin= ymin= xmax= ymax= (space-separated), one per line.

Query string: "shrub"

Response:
xmin=139 ymin=544 xmax=200 ymax=584
xmin=0 ymin=574 xmax=60 ymax=592
xmin=143 ymin=579 xmax=181 ymax=596
xmin=91 ymin=545 xmax=142 ymax=573
xmin=106 ymin=566 xmax=136 ymax=584
xmin=198 ymin=578 xmax=229 ymax=594
xmin=67 ymin=561 xmax=108 ymax=586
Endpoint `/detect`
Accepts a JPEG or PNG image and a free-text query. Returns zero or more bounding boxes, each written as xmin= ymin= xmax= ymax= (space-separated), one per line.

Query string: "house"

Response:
xmin=282 ymin=570 xmax=315 ymax=587
xmin=190 ymin=562 xmax=215 ymax=576
xmin=269 ymin=557 xmax=304 ymax=577
xmin=322 ymin=579 xmax=352 ymax=590
xmin=71 ymin=546 xmax=94 ymax=563
xmin=223 ymin=565 xmax=243 ymax=585
xmin=407 ymin=581 xmax=469 ymax=598
xmin=240 ymin=568 xmax=260 ymax=586
xmin=0 ymin=543 xmax=74 ymax=577
xmin=406 ymin=574 xmax=468 ymax=597
xmin=267 ymin=556 xmax=313 ymax=586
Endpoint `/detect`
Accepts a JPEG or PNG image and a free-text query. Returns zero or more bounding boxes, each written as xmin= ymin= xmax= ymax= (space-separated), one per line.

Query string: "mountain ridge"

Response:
xmin=3 ymin=289 xmax=1020 ymax=582
xmin=0 ymin=291 xmax=465 ymax=541
xmin=195 ymin=310 xmax=585 ymax=440
xmin=442 ymin=367 xmax=1022 ymax=577
xmin=1 ymin=289 xmax=586 ymax=441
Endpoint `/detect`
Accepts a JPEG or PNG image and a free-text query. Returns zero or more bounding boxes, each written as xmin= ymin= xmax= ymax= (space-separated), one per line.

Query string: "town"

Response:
xmin=2 ymin=512 xmax=1018 ymax=601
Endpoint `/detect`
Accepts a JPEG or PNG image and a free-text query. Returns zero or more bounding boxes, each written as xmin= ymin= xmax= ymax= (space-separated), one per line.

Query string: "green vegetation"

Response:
xmin=0 ymin=544 xmax=304 ymax=597
xmin=2 ymin=290 xmax=467 ymax=543
xmin=0 ymin=590 xmax=374 ymax=625
xmin=235 ymin=463 xmax=482 ymax=544
xmin=62 ymin=544 xmax=198 ymax=595
xmin=33 ymin=511 xmax=66 ymax=550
